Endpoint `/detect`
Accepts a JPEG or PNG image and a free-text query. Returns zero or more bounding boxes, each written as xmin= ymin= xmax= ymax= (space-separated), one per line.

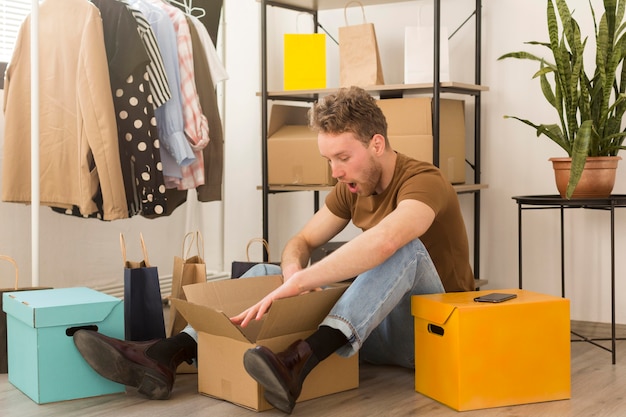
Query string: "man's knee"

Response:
xmin=240 ymin=263 xmax=282 ymax=278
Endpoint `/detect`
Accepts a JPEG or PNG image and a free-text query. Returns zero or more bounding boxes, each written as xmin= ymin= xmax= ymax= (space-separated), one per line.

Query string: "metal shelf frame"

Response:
xmin=259 ymin=1 xmax=485 ymax=282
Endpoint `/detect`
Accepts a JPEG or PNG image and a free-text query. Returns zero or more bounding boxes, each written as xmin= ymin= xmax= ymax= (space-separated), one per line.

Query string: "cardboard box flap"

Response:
xmin=183 ymin=275 xmax=283 ymax=317
xmin=170 ymin=298 xmax=253 ymax=343
xmin=174 ymin=277 xmax=349 ymax=343
xmin=257 ymin=284 xmax=348 ymax=341
xmin=2 ymin=287 xmax=121 ymax=328
xmin=174 ymin=276 xmax=285 ymax=343
xmin=411 ymin=295 xmax=456 ymax=325
xmin=268 ymin=104 xmax=310 ymax=137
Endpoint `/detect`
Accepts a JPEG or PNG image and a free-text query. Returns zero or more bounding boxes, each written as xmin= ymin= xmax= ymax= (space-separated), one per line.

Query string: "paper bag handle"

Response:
xmin=295 ymin=12 xmax=315 ymax=33
xmin=182 ymin=231 xmax=205 ymax=261
xmin=344 ymin=1 xmax=366 ymax=26
xmin=140 ymin=233 xmax=151 ymax=268
xmin=0 ymin=255 xmax=19 ymax=290
xmin=120 ymin=233 xmax=151 ymax=267
xmin=120 ymin=233 xmax=128 ymax=266
xmin=245 ymin=238 xmax=271 ymax=262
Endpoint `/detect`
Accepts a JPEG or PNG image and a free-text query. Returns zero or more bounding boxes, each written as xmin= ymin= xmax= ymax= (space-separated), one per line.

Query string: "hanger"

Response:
xmin=167 ymin=0 xmax=206 ymax=18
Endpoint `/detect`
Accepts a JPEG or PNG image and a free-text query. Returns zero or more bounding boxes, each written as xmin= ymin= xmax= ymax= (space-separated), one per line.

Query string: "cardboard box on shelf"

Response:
xmin=268 ymin=97 xmax=466 ymax=186
xmin=377 ymin=97 xmax=466 ymax=184
xmin=411 ymin=289 xmax=570 ymax=411
xmin=2 ymin=287 xmax=125 ymax=404
xmin=170 ymin=275 xmax=358 ymax=411
xmin=268 ymin=104 xmax=335 ymax=186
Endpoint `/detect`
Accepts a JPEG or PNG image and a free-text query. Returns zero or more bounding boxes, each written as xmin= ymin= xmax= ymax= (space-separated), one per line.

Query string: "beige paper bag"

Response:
xmin=339 ymin=1 xmax=385 ymax=87
xmin=168 ymin=231 xmax=206 ymax=374
xmin=0 ymin=256 xmax=51 ymax=373
xmin=168 ymin=231 xmax=206 ymax=336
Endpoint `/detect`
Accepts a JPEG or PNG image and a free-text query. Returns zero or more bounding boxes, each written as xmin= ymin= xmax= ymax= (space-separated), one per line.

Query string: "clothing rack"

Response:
xmin=24 ymin=0 xmax=219 ymax=286
xmin=30 ymin=0 xmax=40 ymax=286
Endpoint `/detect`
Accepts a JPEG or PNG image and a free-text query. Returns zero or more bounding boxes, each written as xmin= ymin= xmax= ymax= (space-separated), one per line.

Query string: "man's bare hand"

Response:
xmin=230 ymin=279 xmax=302 ymax=328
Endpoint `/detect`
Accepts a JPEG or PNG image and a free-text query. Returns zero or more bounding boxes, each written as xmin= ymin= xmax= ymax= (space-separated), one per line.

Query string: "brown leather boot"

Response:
xmin=243 ymin=339 xmax=319 ymax=414
xmin=73 ymin=330 xmax=194 ymax=400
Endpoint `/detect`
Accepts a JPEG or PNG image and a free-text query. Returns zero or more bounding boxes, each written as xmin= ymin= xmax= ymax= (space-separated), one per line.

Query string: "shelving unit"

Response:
xmin=258 ymin=0 xmax=487 ymax=287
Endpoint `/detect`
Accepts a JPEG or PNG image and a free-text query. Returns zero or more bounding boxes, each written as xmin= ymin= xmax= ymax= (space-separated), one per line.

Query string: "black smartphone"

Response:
xmin=473 ymin=293 xmax=517 ymax=303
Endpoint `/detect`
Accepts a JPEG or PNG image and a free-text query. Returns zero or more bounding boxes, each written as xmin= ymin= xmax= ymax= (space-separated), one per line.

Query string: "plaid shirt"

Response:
xmin=158 ymin=2 xmax=210 ymax=190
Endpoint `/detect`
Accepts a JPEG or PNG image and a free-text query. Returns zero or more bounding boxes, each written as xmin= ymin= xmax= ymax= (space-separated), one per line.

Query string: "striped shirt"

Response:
xmin=125 ymin=4 xmax=172 ymax=108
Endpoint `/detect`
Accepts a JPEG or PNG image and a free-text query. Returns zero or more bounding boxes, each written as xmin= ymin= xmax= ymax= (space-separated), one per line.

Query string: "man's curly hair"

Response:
xmin=308 ymin=86 xmax=388 ymax=147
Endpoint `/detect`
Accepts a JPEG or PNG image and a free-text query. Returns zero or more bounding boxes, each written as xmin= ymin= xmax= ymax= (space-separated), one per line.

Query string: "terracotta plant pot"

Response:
xmin=549 ymin=156 xmax=621 ymax=199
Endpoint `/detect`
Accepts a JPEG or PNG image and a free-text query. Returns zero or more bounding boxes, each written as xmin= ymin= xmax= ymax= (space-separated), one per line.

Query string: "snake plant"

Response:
xmin=498 ymin=0 xmax=626 ymax=198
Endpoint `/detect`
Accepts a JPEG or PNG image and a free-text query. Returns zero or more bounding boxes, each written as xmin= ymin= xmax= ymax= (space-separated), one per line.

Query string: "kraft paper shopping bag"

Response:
xmin=168 ymin=231 xmax=206 ymax=374
xmin=0 ymin=256 xmax=51 ymax=373
xmin=168 ymin=231 xmax=206 ymax=337
xmin=231 ymin=238 xmax=280 ymax=278
xmin=338 ymin=1 xmax=385 ymax=87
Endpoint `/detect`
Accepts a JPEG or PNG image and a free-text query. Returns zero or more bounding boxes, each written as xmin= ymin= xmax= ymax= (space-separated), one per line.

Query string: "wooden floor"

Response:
xmin=2 ymin=321 xmax=626 ymax=416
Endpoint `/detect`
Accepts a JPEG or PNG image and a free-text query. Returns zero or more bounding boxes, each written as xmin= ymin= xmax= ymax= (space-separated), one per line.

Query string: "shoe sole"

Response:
xmin=243 ymin=349 xmax=295 ymax=413
xmin=73 ymin=331 xmax=171 ymax=400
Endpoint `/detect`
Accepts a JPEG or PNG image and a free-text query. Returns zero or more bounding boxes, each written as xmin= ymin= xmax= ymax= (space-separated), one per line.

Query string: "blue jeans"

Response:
xmin=183 ymin=238 xmax=444 ymax=369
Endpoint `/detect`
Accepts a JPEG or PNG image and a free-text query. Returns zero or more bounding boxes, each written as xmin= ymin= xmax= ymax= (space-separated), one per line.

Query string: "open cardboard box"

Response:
xmin=170 ymin=275 xmax=359 ymax=411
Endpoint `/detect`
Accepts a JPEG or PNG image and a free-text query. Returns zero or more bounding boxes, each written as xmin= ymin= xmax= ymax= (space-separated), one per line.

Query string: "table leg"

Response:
xmin=518 ymin=203 xmax=523 ymax=289
xmin=611 ymin=202 xmax=616 ymax=364
xmin=560 ymin=206 xmax=565 ymax=298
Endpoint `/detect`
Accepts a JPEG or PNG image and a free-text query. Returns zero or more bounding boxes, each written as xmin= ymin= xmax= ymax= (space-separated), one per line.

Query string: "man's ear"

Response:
xmin=371 ymin=134 xmax=387 ymax=155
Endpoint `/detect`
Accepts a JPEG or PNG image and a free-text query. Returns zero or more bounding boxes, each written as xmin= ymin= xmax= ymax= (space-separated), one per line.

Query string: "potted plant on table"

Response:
xmin=499 ymin=0 xmax=626 ymax=199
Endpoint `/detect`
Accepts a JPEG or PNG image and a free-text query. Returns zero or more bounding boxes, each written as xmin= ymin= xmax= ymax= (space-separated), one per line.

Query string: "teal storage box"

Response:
xmin=2 ymin=287 xmax=125 ymax=403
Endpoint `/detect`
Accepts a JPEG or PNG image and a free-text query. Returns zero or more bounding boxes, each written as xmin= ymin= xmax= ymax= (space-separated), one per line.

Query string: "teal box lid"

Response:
xmin=2 ymin=287 xmax=122 ymax=328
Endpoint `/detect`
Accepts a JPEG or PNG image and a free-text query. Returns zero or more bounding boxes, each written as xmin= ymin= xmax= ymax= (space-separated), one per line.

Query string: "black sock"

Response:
xmin=146 ymin=332 xmax=197 ymax=366
xmin=305 ymin=325 xmax=348 ymax=362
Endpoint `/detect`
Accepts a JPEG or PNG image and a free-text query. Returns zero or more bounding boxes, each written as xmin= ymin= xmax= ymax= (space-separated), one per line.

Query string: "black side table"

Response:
xmin=513 ymin=194 xmax=626 ymax=364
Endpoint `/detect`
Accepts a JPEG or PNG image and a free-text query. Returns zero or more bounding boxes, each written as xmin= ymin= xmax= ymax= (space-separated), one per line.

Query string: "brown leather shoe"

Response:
xmin=243 ymin=339 xmax=319 ymax=414
xmin=73 ymin=330 xmax=175 ymax=400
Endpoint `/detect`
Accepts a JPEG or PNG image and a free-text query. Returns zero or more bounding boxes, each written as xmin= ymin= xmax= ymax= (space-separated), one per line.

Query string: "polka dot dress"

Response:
xmin=115 ymin=70 xmax=167 ymax=217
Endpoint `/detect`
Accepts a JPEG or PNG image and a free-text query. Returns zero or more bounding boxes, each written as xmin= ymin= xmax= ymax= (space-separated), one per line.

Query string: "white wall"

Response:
xmin=483 ymin=0 xmax=626 ymax=324
xmin=1 ymin=0 xmax=624 ymax=324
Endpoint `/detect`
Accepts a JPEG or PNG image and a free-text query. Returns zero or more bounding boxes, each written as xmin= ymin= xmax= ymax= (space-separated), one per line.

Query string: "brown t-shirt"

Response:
xmin=325 ymin=152 xmax=474 ymax=292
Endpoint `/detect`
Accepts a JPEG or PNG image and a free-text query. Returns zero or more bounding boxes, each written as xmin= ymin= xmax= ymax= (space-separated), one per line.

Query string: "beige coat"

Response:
xmin=2 ymin=0 xmax=128 ymax=220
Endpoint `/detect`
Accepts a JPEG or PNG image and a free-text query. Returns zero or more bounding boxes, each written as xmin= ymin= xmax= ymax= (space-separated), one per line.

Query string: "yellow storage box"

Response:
xmin=411 ymin=289 xmax=571 ymax=411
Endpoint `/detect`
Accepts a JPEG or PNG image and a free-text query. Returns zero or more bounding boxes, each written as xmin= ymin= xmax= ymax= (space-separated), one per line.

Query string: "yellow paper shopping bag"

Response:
xmin=283 ymin=33 xmax=326 ymax=90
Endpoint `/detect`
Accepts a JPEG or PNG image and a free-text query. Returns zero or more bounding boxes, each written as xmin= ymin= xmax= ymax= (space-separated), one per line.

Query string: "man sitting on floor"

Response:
xmin=73 ymin=86 xmax=474 ymax=413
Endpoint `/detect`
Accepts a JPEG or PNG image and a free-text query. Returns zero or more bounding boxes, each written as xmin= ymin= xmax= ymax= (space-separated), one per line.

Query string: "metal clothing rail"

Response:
xmin=30 ymin=0 xmax=40 ymax=286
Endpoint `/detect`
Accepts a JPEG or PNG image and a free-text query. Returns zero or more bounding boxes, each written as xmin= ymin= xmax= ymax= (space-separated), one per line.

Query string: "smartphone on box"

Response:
xmin=473 ymin=293 xmax=517 ymax=303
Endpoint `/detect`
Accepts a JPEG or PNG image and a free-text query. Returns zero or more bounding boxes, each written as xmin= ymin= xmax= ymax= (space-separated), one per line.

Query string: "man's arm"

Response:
xmin=231 ymin=198 xmax=435 ymax=327
xmin=280 ymin=205 xmax=350 ymax=280
xmin=290 ymin=198 xmax=435 ymax=290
